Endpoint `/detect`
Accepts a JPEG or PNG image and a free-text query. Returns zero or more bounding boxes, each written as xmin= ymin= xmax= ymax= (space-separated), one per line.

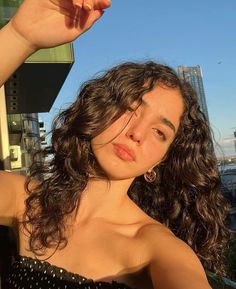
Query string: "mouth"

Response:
xmin=112 ymin=143 xmax=136 ymax=162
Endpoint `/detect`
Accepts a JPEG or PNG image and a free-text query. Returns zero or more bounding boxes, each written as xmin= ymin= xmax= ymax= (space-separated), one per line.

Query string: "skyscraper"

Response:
xmin=177 ymin=65 xmax=209 ymax=122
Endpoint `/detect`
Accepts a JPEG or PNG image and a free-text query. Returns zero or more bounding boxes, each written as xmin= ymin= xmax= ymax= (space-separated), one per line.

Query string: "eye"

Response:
xmin=127 ymin=101 xmax=140 ymax=112
xmin=127 ymin=107 xmax=135 ymax=112
xmin=126 ymin=106 xmax=138 ymax=116
xmin=153 ymin=129 xmax=166 ymax=141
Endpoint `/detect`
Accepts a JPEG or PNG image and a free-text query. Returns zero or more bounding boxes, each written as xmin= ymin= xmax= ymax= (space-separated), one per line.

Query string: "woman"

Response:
xmin=0 ymin=1 xmax=230 ymax=289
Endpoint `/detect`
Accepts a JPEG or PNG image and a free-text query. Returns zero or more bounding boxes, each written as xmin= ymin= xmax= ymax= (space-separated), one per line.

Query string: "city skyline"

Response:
xmin=39 ymin=0 xmax=236 ymax=158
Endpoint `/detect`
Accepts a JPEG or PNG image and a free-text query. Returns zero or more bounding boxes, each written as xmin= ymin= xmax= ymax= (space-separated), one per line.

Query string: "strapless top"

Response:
xmin=6 ymin=256 xmax=134 ymax=289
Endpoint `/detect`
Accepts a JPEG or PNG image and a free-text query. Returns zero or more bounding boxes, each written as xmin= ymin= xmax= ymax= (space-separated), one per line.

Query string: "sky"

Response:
xmin=40 ymin=0 xmax=236 ymax=158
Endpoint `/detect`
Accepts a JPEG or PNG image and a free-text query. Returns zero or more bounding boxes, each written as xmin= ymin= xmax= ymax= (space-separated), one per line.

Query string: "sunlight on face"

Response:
xmin=91 ymin=85 xmax=184 ymax=181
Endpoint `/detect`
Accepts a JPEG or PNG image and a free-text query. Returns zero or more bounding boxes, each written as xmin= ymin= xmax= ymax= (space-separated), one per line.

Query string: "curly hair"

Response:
xmin=23 ymin=61 xmax=230 ymax=276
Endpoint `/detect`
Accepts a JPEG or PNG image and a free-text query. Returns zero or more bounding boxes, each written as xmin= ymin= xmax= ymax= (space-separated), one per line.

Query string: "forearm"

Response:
xmin=0 ymin=0 xmax=111 ymax=87
xmin=0 ymin=22 xmax=36 ymax=87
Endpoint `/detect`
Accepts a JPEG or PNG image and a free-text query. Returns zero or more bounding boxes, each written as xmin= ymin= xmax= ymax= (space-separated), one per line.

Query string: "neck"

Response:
xmin=75 ymin=177 xmax=135 ymax=224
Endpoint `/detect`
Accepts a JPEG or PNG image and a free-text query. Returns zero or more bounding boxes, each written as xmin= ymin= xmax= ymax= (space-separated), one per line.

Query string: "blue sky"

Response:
xmin=40 ymin=0 xmax=236 ymax=157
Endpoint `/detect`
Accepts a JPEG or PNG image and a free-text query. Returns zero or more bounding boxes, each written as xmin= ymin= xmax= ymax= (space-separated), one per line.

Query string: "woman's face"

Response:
xmin=91 ymin=84 xmax=184 ymax=181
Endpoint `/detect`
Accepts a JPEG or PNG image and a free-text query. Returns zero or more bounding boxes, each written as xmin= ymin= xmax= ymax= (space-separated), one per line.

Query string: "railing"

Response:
xmin=208 ymin=272 xmax=236 ymax=289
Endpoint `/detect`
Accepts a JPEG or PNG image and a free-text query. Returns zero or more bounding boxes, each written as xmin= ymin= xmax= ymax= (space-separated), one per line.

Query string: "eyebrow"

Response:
xmin=160 ymin=116 xmax=176 ymax=133
xmin=141 ymin=99 xmax=176 ymax=133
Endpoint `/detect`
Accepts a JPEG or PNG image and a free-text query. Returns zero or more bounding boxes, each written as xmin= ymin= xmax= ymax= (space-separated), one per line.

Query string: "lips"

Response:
xmin=112 ymin=143 xmax=136 ymax=161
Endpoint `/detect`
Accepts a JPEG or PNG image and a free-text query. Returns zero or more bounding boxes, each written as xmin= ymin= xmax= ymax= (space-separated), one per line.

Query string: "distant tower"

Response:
xmin=234 ymin=129 xmax=236 ymax=155
xmin=177 ymin=65 xmax=210 ymax=122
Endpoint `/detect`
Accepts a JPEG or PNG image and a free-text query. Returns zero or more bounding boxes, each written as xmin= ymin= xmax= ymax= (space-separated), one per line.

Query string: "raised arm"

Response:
xmin=0 ymin=0 xmax=111 ymax=226
xmin=0 ymin=0 xmax=111 ymax=86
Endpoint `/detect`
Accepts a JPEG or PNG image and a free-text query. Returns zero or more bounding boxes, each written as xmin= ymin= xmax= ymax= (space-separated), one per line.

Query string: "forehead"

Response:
xmin=141 ymin=85 xmax=184 ymax=129
xmin=142 ymin=84 xmax=183 ymax=111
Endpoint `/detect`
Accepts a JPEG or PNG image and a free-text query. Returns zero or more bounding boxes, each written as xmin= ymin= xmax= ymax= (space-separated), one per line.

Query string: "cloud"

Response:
xmin=214 ymin=139 xmax=236 ymax=158
xmin=218 ymin=138 xmax=236 ymax=145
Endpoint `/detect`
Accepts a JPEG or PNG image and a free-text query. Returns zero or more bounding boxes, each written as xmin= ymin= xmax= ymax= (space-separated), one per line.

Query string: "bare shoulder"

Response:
xmin=138 ymin=222 xmax=212 ymax=289
xmin=138 ymin=221 xmax=200 ymax=263
xmin=0 ymin=169 xmax=26 ymax=186
xmin=0 ymin=170 xmax=37 ymax=226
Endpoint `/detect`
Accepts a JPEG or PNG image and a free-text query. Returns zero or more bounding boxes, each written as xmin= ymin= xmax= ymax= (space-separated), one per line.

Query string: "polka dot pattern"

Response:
xmin=5 ymin=256 xmax=133 ymax=289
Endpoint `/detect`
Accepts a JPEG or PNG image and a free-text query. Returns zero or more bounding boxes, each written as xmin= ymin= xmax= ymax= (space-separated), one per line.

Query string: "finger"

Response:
xmin=87 ymin=9 xmax=105 ymax=25
xmin=83 ymin=0 xmax=93 ymax=11
xmin=94 ymin=0 xmax=111 ymax=10
xmin=77 ymin=8 xmax=103 ymax=30
xmin=73 ymin=0 xmax=83 ymax=8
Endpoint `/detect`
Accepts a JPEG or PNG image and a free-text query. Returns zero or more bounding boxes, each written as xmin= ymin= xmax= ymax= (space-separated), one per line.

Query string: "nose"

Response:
xmin=125 ymin=118 xmax=147 ymax=145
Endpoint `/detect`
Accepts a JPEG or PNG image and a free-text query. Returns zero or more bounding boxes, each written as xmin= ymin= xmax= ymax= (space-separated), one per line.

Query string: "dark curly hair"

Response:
xmin=23 ymin=61 xmax=230 ymax=276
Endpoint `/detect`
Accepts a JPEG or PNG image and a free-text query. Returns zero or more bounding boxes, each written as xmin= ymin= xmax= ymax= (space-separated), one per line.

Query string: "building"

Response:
xmin=7 ymin=113 xmax=42 ymax=174
xmin=177 ymin=65 xmax=210 ymax=121
xmin=39 ymin=120 xmax=47 ymax=147
xmin=0 ymin=0 xmax=74 ymax=174
xmin=220 ymin=166 xmax=236 ymax=231
xmin=234 ymin=129 xmax=236 ymax=155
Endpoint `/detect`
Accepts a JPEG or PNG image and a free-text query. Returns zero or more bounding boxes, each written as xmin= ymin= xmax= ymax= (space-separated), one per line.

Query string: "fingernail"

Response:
xmin=74 ymin=2 xmax=82 ymax=8
xmin=84 ymin=4 xmax=92 ymax=11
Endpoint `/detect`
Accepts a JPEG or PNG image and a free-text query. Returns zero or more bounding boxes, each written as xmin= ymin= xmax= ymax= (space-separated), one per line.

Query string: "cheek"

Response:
xmin=143 ymin=140 xmax=169 ymax=166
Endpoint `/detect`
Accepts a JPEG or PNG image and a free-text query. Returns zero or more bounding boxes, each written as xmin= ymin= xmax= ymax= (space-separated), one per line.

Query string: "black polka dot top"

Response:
xmin=6 ymin=256 xmax=134 ymax=289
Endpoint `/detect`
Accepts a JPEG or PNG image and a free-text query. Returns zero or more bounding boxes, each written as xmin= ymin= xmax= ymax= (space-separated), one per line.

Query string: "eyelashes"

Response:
xmin=153 ymin=128 xmax=167 ymax=141
xmin=126 ymin=106 xmax=138 ymax=117
xmin=127 ymin=107 xmax=135 ymax=112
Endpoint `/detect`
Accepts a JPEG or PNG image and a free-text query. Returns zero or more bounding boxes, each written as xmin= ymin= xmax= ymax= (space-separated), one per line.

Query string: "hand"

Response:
xmin=10 ymin=0 xmax=111 ymax=51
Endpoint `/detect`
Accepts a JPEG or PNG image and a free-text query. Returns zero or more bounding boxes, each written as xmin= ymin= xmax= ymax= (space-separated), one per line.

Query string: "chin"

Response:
xmin=98 ymin=162 xmax=144 ymax=181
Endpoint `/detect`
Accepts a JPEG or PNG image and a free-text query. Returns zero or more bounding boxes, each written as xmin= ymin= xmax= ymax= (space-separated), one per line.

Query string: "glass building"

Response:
xmin=177 ymin=65 xmax=210 ymax=122
xmin=7 ymin=113 xmax=42 ymax=174
xmin=0 ymin=0 xmax=21 ymax=27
